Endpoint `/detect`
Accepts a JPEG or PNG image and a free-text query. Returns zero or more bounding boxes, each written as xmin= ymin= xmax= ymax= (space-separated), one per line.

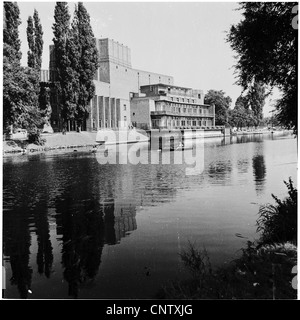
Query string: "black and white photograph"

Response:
xmin=1 ymin=1 xmax=298 ymax=302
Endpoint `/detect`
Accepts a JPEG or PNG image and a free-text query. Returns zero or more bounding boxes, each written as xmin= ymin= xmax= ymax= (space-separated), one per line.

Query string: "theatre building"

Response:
xmin=45 ymin=38 xmax=215 ymax=132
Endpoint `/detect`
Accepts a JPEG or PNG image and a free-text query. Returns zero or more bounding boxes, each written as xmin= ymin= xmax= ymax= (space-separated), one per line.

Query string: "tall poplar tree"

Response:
xmin=26 ymin=16 xmax=35 ymax=68
xmin=27 ymin=9 xmax=44 ymax=70
xmin=69 ymin=2 xmax=99 ymax=128
xmin=33 ymin=9 xmax=43 ymax=70
xmin=3 ymin=1 xmax=22 ymax=63
xmin=52 ymin=2 xmax=75 ymax=125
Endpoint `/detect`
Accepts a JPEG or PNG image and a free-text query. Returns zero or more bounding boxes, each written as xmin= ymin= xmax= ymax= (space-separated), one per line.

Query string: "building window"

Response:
xmin=124 ymin=116 xmax=127 ymax=121
xmin=183 ymin=108 xmax=186 ymax=113
xmin=133 ymin=112 xmax=135 ymax=116
xmin=198 ymin=94 xmax=201 ymax=99
xmin=116 ymin=65 xmax=118 ymax=69
xmin=124 ymin=104 xmax=126 ymax=111
xmin=170 ymin=97 xmax=173 ymax=101
xmin=176 ymin=98 xmax=179 ymax=102
xmin=192 ymin=120 xmax=197 ymax=126
xmin=181 ymin=120 xmax=186 ymax=126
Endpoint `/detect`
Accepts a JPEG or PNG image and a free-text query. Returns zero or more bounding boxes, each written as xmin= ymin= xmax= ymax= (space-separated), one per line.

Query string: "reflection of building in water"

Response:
xmin=101 ymin=199 xmax=137 ymax=244
xmin=207 ymin=160 xmax=232 ymax=182
xmin=114 ymin=200 xmax=137 ymax=243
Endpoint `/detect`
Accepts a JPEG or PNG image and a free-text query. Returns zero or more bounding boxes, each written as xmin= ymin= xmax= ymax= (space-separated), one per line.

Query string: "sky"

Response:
xmin=15 ymin=1 xmax=278 ymax=116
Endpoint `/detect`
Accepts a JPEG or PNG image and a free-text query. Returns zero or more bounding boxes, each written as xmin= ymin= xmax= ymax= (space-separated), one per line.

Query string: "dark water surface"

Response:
xmin=3 ymin=132 xmax=297 ymax=299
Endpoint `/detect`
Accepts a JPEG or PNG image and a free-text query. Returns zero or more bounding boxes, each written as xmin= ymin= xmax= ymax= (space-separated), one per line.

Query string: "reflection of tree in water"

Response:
xmin=4 ymin=209 xmax=33 ymax=299
xmin=237 ymin=158 xmax=249 ymax=174
xmin=235 ymin=135 xmax=264 ymax=144
xmin=252 ymin=154 xmax=266 ymax=194
xmin=55 ymin=190 xmax=137 ymax=298
xmin=55 ymin=194 xmax=106 ymax=298
xmin=208 ymin=160 xmax=232 ymax=181
xmin=33 ymin=199 xmax=53 ymax=278
xmin=3 ymin=162 xmax=54 ymax=298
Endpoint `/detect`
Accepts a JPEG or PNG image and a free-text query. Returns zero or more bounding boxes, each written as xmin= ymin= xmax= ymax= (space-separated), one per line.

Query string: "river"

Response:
xmin=2 ymin=132 xmax=297 ymax=299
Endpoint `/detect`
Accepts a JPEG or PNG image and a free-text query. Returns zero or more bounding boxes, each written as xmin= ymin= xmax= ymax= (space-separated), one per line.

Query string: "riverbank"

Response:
xmin=157 ymin=241 xmax=297 ymax=299
xmin=2 ymin=128 xmax=292 ymax=156
xmin=3 ymin=132 xmax=98 ymax=155
xmin=158 ymin=177 xmax=297 ymax=300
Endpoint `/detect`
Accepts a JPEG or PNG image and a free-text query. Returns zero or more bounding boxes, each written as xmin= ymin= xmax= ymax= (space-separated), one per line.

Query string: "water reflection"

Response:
xmin=237 ymin=159 xmax=249 ymax=174
xmin=4 ymin=209 xmax=33 ymax=299
xmin=208 ymin=160 xmax=232 ymax=182
xmin=234 ymin=134 xmax=264 ymax=144
xmin=2 ymin=132 xmax=296 ymax=299
xmin=54 ymin=192 xmax=137 ymax=298
xmin=34 ymin=200 xmax=53 ymax=278
xmin=252 ymin=154 xmax=266 ymax=195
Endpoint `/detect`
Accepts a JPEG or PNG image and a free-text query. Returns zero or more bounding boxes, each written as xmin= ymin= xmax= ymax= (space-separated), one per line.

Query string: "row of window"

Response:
xmin=170 ymin=97 xmax=198 ymax=103
xmin=172 ymin=119 xmax=212 ymax=127
xmin=152 ymin=119 xmax=212 ymax=128
xmin=156 ymin=103 xmax=211 ymax=115
xmin=93 ymin=117 xmax=128 ymax=129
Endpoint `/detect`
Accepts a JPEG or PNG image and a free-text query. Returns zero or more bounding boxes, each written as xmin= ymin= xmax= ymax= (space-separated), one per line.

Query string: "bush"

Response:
xmin=256 ymin=178 xmax=297 ymax=245
xmin=27 ymin=127 xmax=46 ymax=146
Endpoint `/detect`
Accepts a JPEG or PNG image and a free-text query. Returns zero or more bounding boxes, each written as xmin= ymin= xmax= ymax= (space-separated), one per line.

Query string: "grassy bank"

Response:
xmin=158 ymin=178 xmax=297 ymax=299
xmin=3 ymin=132 xmax=98 ymax=154
xmin=157 ymin=241 xmax=296 ymax=299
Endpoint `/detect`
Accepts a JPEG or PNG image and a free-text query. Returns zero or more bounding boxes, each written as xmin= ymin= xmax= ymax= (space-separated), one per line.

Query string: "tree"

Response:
xmin=228 ymin=97 xmax=247 ymax=129
xmin=52 ymin=2 xmax=75 ymax=125
xmin=3 ymin=2 xmax=43 ymax=142
xmin=27 ymin=9 xmax=44 ymax=70
xmin=204 ymin=90 xmax=232 ymax=125
xmin=3 ymin=54 xmax=42 ymax=131
xmin=26 ymin=16 xmax=35 ymax=68
xmin=228 ymin=2 xmax=298 ymax=133
xmin=33 ymin=9 xmax=43 ymax=70
xmin=247 ymin=82 xmax=266 ymax=127
xmin=228 ymin=95 xmax=257 ymax=129
xmin=3 ymin=1 xmax=22 ymax=63
xmin=69 ymin=2 xmax=99 ymax=129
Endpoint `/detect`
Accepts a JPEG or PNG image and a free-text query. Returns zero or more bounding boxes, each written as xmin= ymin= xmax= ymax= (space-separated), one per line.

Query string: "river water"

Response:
xmin=2 ymin=132 xmax=297 ymax=299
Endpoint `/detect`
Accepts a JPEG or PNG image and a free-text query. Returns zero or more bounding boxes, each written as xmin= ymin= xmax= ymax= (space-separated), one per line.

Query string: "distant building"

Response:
xmin=45 ymin=38 xmax=214 ymax=132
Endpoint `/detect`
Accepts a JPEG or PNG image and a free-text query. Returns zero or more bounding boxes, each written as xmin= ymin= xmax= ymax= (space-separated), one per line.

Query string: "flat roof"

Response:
xmin=140 ymin=83 xmax=194 ymax=91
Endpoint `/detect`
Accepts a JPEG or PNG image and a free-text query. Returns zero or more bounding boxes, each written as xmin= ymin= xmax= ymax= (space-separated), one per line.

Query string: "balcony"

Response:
xmin=151 ymin=110 xmax=214 ymax=117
